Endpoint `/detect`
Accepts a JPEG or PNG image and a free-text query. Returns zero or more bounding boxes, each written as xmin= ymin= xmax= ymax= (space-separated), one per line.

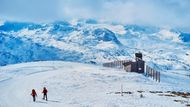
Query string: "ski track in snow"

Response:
xmin=0 ymin=61 xmax=189 ymax=107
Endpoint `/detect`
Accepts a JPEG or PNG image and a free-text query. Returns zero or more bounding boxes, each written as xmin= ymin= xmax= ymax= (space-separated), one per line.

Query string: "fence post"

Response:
xmin=148 ymin=66 xmax=150 ymax=77
xmin=145 ymin=66 xmax=147 ymax=76
xmin=158 ymin=72 xmax=160 ymax=82
xmin=149 ymin=68 xmax=151 ymax=77
xmin=121 ymin=61 xmax=122 ymax=68
xmin=154 ymin=70 xmax=156 ymax=80
xmin=121 ymin=84 xmax=123 ymax=96
xmin=151 ymin=69 xmax=153 ymax=77
xmin=146 ymin=65 xmax=148 ymax=76
xmin=149 ymin=67 xmax=151 ymax=77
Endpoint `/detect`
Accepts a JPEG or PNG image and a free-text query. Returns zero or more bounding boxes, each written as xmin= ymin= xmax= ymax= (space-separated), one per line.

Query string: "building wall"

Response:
xmin=123 ymin=60 xmax=145 ymax=73
xmin=136 ymin=60 xmax=145 ymax=73
xmin=124 ymin=65 xmax=132 ymax=72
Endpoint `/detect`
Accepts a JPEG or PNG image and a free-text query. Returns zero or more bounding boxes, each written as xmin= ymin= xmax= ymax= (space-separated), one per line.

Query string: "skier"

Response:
xmin=31 ymin=89 xmax=37 ymax=102
xmin=42 ymin=87 xmax=48 ymax=101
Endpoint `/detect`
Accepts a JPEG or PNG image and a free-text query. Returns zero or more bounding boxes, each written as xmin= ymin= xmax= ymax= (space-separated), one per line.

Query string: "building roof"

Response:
xmin=123 ymin=61 xmax=134 ymax=66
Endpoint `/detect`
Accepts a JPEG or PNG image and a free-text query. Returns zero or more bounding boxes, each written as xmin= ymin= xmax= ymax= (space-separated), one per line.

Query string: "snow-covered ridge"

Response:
xmin=0 ymin=21 xmax=129 ymax=66
xmin=157 ymin=29 xmax=180 ymax=42
xmin=0 ymin=20 xmax=190 ymax=72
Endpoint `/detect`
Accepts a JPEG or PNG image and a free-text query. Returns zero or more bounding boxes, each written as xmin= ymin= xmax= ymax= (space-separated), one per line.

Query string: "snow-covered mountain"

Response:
xmin=0 ymin=20 xmax=190 ymax=73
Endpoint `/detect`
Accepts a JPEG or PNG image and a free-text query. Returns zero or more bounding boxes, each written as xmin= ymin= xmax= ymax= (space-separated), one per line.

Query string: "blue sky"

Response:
xmin=0 ymin=0 xmax=190 ymax=31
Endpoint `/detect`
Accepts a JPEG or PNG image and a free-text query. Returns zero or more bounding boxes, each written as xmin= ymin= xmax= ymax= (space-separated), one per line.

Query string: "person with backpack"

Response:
xmin=42 ymin=87 xmax=48 ymax=101
xmin=31 ymin=89 xmax=37 ymax=102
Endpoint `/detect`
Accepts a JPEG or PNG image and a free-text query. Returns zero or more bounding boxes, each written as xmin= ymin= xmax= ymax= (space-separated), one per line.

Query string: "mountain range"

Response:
xmin=0 ymin=20 xmax=190 ymax=73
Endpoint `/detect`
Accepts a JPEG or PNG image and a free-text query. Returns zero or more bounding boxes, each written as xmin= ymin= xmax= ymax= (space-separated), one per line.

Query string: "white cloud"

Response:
xmin=0 ymin=20 xmax=5 ymax=26
xmin=0 ymin=0 xmax=190 ymax=31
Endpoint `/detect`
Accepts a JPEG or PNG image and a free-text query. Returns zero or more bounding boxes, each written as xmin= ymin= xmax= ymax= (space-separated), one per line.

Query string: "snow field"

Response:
xmin=0 ymin=61 xmax=189 ymax=107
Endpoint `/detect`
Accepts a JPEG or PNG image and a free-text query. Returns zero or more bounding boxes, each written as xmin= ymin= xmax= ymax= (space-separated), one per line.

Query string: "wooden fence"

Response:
xmin=145 ymin=65 xmax=160 ymax=82
xmin=103 ymin=60 xmax=130 ymax=69
xmin=103 ymin=60 xmax=161 ymax=82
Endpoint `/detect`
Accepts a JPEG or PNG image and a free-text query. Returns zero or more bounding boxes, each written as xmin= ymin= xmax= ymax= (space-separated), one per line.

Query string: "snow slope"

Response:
xmin=0 ymin=61 xmax=189 ymax=107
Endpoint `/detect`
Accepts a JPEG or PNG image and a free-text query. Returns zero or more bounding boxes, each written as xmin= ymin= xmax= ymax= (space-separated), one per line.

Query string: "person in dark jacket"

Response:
xmin=31 ymin=89 xmax=37 ymax=102
xmin=42 ymin=87 xmax=48 ymax=101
